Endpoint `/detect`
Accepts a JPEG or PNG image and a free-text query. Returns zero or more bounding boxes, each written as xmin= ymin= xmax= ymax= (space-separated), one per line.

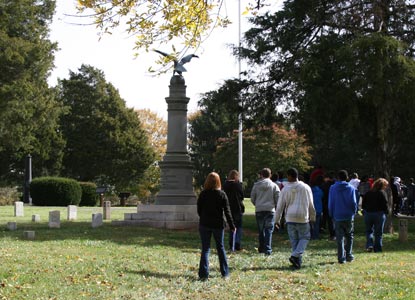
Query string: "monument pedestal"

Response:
xmin=112 ymin=204 xmax=198 ymax=229
xmin=114 ymin=75 xmax=197 ymax=229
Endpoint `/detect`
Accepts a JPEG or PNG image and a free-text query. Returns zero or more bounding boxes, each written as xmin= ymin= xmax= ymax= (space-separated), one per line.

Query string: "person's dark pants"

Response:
xmin=311 ymin=213 xmax=321 ymax=240
xmin=229 ymin=214 xmax=243 ymax=250
xmin=255 ymin=211 xmax=275 ymax=255
xmin=334 ymin=220 xmax=354 ymax=263
xmin=393 ymin=197 xmax=401 ymax=215
xmin=198 ymin=225 xmax=229 ymax=279
xmin=410 ymin=198 xmax=415 ymax=216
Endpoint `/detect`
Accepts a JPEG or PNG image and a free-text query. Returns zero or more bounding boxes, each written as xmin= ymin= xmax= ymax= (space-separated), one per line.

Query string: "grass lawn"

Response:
xmin=1 ymin=204 xmax=415 ymax=299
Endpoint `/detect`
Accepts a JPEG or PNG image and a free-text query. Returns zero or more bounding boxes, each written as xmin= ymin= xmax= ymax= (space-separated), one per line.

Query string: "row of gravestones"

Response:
xmin=6 ymin=201 xmax=113 ymax=240
xmin=13 ymin=201 xmax=112 ymax=219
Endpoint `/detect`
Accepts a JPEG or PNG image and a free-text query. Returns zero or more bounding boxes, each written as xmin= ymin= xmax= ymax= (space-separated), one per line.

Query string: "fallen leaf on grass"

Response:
xmin=317 ymin=282 xmax=334 ymax=292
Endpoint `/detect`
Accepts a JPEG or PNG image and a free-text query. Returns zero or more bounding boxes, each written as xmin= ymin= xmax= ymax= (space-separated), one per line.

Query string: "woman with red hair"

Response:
xmin=197 ymin=172 xmax=235 ymax=281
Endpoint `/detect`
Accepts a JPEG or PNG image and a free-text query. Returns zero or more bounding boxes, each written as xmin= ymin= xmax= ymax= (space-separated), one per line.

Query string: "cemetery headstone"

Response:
xmin=14 ymin=201 xmax=24 ymax=217
xmin=49 ymin=210 xmax=61 ymax=228
xmin=67 ymin=205 xmax=77 ymax=221
xmin=92 ymin=213 xmax=103 ymax=228
xmin=23 ymin=231 xmax=35 ymax=240
xmin=7 ymin=222 xmax=17 ymax=231
xmin=32 ymin=214 xmax=41 ymax=222
xmin=103 ymin=201 xmax=111 ymax=220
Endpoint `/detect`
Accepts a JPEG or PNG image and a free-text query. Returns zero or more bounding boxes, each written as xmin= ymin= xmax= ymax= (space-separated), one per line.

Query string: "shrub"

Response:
xmin=0 ymin=187 xmax=19 ymax=206
xmin=30 ymin=177 xmax=81 ymax=206
xmin=79 ymin=182 xmax=98 ymax=206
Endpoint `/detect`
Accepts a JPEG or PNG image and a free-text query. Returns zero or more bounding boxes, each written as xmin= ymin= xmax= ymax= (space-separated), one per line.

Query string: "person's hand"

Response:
xmin=275 ymin=223 xmax=280 ymax=230
xmin=232 ymin=227 xmax=237 ymax=233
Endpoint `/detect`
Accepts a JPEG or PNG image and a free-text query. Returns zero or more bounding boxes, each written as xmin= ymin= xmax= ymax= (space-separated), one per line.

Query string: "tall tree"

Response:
xmin=213 ymin=124 xmax=312 ymax=191
xmin=135 ymin=109 xmax=167 ymax=198
xmin=57 ymin=65 xmax=155 ymax=190
xmin=0 ymin=0 xmax=64 ymax=184
xmin=188 ymin=80 xmax=241 ymax=189
xmin=239 ymin=0 xmax=415 ymax=178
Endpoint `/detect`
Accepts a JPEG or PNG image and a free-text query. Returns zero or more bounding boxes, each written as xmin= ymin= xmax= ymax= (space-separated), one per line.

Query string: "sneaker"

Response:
xmin=289 ymin=256 xmax=301 ymax=269
xmin=199 ymin=277 xmax=208 ymax=282
xmin=338 ymin=260 xmax=346 ymax=264
xmin=346 ymin=256 xmax=354 ymax=262
xmin=366 ymin=246 xmax=373 ymax=252
xmin=257 ymin=247 xmax=265 ymax=254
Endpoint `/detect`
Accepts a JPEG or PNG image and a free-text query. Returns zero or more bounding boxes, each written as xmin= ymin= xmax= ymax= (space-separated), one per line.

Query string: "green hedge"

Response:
xmin=79 ymin=182 xmax=98 ymax=206
xmin=30 ymin=177 xmax=82 ymax=206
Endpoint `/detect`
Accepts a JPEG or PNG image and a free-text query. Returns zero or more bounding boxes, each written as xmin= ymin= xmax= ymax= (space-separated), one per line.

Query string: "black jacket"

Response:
xmin=362 ymin=190 xmax=388 ymax=214
xmin=223 ymin=180 xmax=244 ymax=221
xmin=197 ymin=189 xmax=235 ymax=230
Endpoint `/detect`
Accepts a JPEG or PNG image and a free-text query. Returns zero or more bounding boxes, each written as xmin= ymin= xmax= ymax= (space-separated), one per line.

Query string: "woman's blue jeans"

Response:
xmin=364 ymin=211 xmax=386 ymax=252
xmin=198 ymin=225 xmax=229 ymax=279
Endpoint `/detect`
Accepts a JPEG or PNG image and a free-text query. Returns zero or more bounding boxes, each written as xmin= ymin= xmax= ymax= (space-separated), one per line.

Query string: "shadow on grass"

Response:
xmin=126 ymin=268 xmax=195 ymax=281
xmin=240 ymin=265 xmax=294 ymax=272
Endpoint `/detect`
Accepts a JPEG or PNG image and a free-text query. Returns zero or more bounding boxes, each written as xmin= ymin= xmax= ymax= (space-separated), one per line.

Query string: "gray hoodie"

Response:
xmin=250 ymin=178 xmax=280 ymax=212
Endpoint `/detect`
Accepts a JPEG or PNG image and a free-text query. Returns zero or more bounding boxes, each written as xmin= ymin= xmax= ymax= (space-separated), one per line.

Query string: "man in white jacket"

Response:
xmin=251 ymin=168 xmax=280 ymax=255
xmin=275 ymin=168 xmax=316 ymax=269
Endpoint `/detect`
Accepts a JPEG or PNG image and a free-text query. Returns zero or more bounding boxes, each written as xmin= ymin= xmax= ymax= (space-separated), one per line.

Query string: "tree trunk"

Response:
xmin=384 ymin=186 xmax=394 ymax=234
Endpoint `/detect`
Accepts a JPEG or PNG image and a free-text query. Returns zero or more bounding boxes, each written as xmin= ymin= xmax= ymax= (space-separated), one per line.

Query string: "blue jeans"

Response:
xmin=229 ymin=214 xmax=243 ymax=250
xmin=198 ymin=225 xmax=229 ymax=279
xmin=287 ymin=222 xmax=311 ymax=260
xmin=255 ymin=211 xmax=275 ymax=254
xmin=364 ymin=211 xmax=386 ymax=252
xmin=311 ymin=213 xmax=321 ymax=240
xmin=334 ymin=220 xmax=354 ymax=262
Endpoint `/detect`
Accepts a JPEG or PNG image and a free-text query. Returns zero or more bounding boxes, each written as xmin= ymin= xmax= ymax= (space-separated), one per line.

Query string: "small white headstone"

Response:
xmin=23 ymin=231 xmax=35 ymax=240
xmin=67 ymin=205 xmax=77 ymax=221
xmin=7 ymin=222 xmax=17 ymax=231
xmin=103 ymin=201 xmax=111 ymax=220
xmin=32 ymin=214 xmax=41 ymax=222
xmin=14 ymin=201 xmax=24 ymax=217
xmin=92 ymin=213 xmax=103 ymax=228
xmin=49 ymin=210 xmax=61 ymax=228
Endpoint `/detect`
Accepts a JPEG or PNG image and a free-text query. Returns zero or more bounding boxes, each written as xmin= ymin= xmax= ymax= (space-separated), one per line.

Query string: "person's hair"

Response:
xmin=338 ymin=170 xmax=348 ymax=181
xmin=227 ymin=169 xmax=239 ymax=180
xmin=204 ymin=172 xmax=222 ymax=190
xmin=351 ymin=172 xmax=358 ymax=179
xmin=271 ymin=173 xmax=279 ymax=182
xmin=287 ymin=168 xmax=298 ymax=179
xmin=371 ymin=178 xmax=388 ymax=191
xmin=259 ymin=168 xmax=271 ymax=178
xmin=311 ymin=174 xmax=324 ymax=186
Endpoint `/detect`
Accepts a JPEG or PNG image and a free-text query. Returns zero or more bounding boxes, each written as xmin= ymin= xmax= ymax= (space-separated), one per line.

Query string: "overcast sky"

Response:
xmin=48 ymin=0 xmax=257 ymax=119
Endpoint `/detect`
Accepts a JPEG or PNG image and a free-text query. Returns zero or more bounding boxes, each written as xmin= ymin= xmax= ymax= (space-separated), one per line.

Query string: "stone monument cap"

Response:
xmin=170 ymin=75 xmax=185 ymax=85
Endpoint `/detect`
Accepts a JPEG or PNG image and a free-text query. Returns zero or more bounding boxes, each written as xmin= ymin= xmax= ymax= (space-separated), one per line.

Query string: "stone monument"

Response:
xmin=114 ymin=75 xmax=198 ymax=229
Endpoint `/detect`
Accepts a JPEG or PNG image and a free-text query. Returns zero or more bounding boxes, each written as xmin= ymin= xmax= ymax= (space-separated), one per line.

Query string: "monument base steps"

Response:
xmin=112 ymin=204 xmax=198 ymax=229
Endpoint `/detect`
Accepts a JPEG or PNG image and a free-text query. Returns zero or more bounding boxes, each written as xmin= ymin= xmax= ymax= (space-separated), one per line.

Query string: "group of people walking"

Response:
xmin=196 ymin=167 xmax=392 ymax=281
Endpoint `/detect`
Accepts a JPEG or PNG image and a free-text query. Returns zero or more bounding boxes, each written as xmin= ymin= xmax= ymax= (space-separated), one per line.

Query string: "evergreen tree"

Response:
xmin=239 ymin=0 xmax=415 ymax=178
xmin=57 ymin=65 xmax=155 ymax=190
xmin=0 ymin=0 xmax=64 ymax=184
